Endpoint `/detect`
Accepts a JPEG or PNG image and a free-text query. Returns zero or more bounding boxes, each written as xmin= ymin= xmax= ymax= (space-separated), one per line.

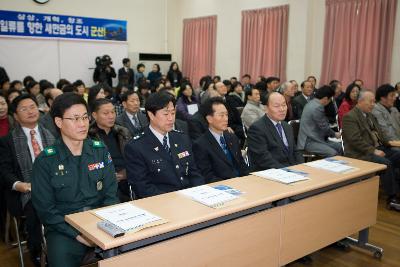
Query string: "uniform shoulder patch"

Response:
xmin=133 ymin=132 xmax=144 ymax=140
xmin=92 ymin=140 xmax=105 ymax=148
xmin=44 ymin=146 xmax=56 ymax=156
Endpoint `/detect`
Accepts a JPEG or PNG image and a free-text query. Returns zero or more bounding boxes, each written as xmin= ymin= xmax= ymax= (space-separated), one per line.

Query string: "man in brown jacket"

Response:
xmin=342 ymin=90 xmax=400 ymax=211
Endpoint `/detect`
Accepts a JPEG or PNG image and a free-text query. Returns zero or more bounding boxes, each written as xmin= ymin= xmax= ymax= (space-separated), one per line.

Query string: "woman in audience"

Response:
xmin=87 ymin=83 xmax=107 ymax=112
xmin=6 ymin=88 xmax=22 ymax=104
xmin=167 ymin=62 xmax=182 ymax=88
xmin=10 ymin=80 xmax=23 ymax=91
xmin=26 ymin=80 xmax=48 ymax=112
xmin=337 ymin=83 xmax=361 ymax=129
xmin=200 ymin=81 xmax=216 ymax=104
xmin=176 ymin=82 xmax=198 ymax=121
xmin=147 ymin=63 xmax=162 ymax=89
xmin=227 ymin=82 xmax=245 ymax=109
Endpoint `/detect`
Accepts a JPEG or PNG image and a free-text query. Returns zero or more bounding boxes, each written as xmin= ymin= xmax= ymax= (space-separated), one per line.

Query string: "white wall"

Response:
xmin=167 ymin=0 xmax=400 ymax=86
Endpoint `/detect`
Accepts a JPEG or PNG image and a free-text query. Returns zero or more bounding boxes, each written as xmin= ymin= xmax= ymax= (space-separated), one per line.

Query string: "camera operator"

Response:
xmin=93 ymin=55 xmax=116 ymax=87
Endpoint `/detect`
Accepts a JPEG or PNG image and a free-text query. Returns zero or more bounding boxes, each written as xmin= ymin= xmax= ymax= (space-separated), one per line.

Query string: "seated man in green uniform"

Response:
xmin=32 ymin=92 xmax=119 ymax=267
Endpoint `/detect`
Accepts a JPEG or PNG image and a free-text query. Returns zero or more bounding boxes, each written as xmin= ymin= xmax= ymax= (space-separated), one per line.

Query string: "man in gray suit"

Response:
xmin=372 ymin=84 xmax=400 ymax=143
xmin=116 ymin=90 xmax=148 ymax=136
xmin=248 ymin=92 xmax=303 ymax=170
xmin=297 ymin=85 xmax=342 ymax=157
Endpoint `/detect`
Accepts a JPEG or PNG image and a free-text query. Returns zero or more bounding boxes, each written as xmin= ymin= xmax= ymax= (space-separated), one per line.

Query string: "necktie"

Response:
xmin=163 ymin=135 xmax=171 ymax=156
xmin=132 ymin=114 xmax=140 ymax=129
xmin=220 ymin=135 xmax=230 ymax=157
xmin=30 ymin=129 xmax=41 ymax=158
xmin=275 ymin=123 xmax=289 ymax=153
xmin=220 ymin=135 xmax=240 ymax=176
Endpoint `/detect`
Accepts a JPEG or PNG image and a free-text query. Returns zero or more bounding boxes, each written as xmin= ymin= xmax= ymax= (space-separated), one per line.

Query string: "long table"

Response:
xmin=65 ymin=156 xmax=386 ymax=266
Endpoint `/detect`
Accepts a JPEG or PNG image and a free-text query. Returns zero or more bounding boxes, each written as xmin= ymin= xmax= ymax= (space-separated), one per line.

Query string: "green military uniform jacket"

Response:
xmin=32 ymin=138 xmax=119 ymax=239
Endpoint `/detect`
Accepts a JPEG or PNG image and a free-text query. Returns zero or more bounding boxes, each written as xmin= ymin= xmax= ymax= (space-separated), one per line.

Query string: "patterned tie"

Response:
xmin=30 ymin=129 xmax=41 ymax=158
xmin=220 ymin=135 xmax=240 ymax=176
xmin=163 ymin=135 xmax=171 ymax=156
xmin=132 ymin=114 xmax=140 ymax=129
xmin=275 ymin=123 xmax=289 ymax=154
xmin=220 ymin=135 xmax=230 ymax=157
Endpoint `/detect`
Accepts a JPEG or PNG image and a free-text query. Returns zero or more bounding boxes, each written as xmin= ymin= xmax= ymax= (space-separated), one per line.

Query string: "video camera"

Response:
xmin=95 ymin=54 xmax=113 ymax=68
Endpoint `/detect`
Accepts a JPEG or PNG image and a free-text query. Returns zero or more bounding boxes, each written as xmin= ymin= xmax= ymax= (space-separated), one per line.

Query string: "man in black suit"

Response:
xmin=292 ymin=80 xmax=313 ymax=120
xmin=0 ymin=95 xmax=55 ymax=266
xmin=188 ymin=82 xmax=244 ymax=143
xmin=248 ymin=92 xmax=303 ymax=171
xmin=193 ymin=97 xmax=249 ymax=184
xmin=117 ymin=58 xmax=135 ymax=89
xmin=116 ymin=90 xmax=148 ymax=136
xmin=125 ymin=92 xmax=204 ymax=198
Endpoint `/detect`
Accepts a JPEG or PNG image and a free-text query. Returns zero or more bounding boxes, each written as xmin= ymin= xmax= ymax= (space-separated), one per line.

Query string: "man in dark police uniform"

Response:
xmin=125 ymin=91 xmax=204 ymax=198
xmin=31 ymin=93 xmax=118 ymax=267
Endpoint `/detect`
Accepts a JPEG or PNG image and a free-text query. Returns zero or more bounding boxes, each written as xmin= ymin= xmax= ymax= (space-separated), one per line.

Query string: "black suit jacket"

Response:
xmin=292 ymin=94 xmax=308 ymax=120
xmin=116 ymin=111 xmax=149 ymax=136
xmin=247 ymin=116 xmax=303 ymax=171
xmin=118 ymin=67 xmax=135 ymax=88
xmin=175 ymin=119 xmax=189 ymax=134
xmin=188 ymin=111 xmax=208 ymax=141
xmin=193 ymin=131 xmax=249 ymax=183
xmin=125 ymin=127 xmax=204 ymax=198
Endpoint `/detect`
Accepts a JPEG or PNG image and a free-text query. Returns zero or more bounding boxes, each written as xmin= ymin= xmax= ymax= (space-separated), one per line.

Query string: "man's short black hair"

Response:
xmin=10 ymin=94 xmax=38 ymax=114
xmin=23 ymin=76 xmax=35 ymax=88
xmin=56 ymin=78 xmax=71 ymax=90
xmin=199 ymin=97 xmax=226 ymax=119
xmin=314 ymin=85 xmax=335 ymax=99
xmin=375 ymin=84 xmax=396 ymax=102
xmin=145 ymin=92 xmax=176 ymax=118
xmin=242 ymin=74 xmax=251 ymax=79
xmin=62 ymin=84 xmax=77 ymax=93
xmin=120 ymin=90 xmax=141 ymax=103
xmin=265 ymin=76 xmax=280 ymax=85
xmin=301 ymin=80 xmax=311 ymax=88
xmin=245 ymin=88 xmax=259 ymax=99
xmin=50 ymin=92 xmax=87 ymax=120
xmin=91 ymin=98 xmax=113 ymax=113
xmin=122 ymin=58 xmax=130 ymax=65
xmin=73 ymin=79 xmax=85 ymax=88
xmin=39 ymin=80 xmax=55 ymax=92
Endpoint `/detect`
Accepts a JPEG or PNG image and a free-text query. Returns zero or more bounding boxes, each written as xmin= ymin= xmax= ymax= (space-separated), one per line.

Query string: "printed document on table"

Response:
xmin=180 ymin=185 xmax=238 ymax=208
xmin=94 ymin=203 xmax=166 ymax=232
xmin=305 ymin=159 xmax=355 ymax=173
xmin=251 ymin=168 xmax=309 ymax=184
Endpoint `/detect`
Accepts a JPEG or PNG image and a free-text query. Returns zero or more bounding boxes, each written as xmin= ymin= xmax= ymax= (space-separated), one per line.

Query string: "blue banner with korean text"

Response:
xmin=0 ymin=10 xmax=127 ymax=41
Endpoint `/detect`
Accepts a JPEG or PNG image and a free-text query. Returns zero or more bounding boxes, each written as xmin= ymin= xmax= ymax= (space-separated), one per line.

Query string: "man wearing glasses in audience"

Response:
xmin=31 ymin=93 xmax=118 ymax=267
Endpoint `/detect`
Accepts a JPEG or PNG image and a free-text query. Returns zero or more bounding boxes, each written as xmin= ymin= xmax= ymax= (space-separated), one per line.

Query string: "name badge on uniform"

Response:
xmin=88 ymin=162 xmax=105 ymax=171
xmin=177 ymin=151 xmax=190 ymax=159
xmin=96 ymin=181 xmax=103 ymax=191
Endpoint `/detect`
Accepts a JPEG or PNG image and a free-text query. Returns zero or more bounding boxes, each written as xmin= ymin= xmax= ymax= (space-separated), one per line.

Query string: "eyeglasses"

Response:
xmin=17 ymin=105 xmax=38 ymax=113
xmin=62 ymin=115 xmax=89 ymax=123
